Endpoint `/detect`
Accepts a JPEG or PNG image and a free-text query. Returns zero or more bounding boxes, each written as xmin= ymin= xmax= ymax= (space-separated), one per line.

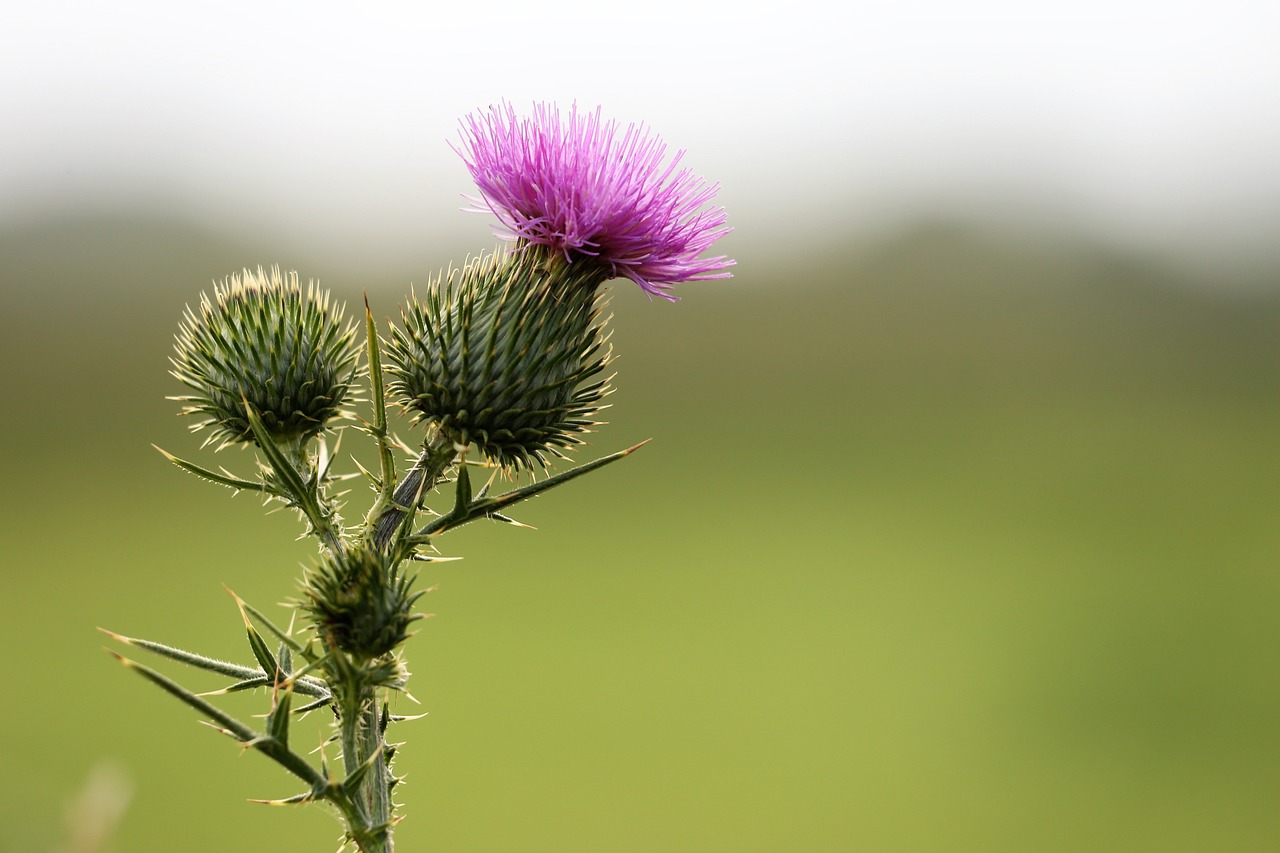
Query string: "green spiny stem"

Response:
xmin=244 ymin=403 xmax=344 ymax=557
xmin=362 ymin=701 xmax=393 ymax=848
xmin=337 ymin=676 xmax=394 ymax=852
xmin=283 ymin=438 xmax=346 ymax=558
xmin=372 ymin=436 xmax=456 ymax=550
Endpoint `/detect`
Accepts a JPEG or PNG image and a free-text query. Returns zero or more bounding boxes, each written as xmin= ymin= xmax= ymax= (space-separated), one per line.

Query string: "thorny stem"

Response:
xmin=283 ymin=439 xmax=345 ymax=557
xmin=246 ymin=413 xmax=345 ymax=559
xmin=340 ymin=679 xmax=393 ymax=852
xmin=363 ymin=702 xmax=392 ymax=846
xmin=373 ymin=435 xmax=456 ymax=549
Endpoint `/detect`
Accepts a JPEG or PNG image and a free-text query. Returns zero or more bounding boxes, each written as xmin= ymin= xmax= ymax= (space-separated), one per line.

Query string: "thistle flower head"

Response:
xmin=455 ymin=102 xmax=734 ymax=300
xmin=385 ymin=246 xmax=611 ymax=469
xmin=171 ymin=267 xmax=361 ymax=446
xmin=302 ymin=542 xmax=422 ymax=660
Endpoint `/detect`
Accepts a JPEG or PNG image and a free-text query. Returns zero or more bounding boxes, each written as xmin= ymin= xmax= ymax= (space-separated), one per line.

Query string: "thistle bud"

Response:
xmin=171 ymin=267 xmax=361 ymax=446
xmin=385 ymin=246 xmax=611 ymax=469
xmin=302 ymin=543 xmax=421 ymax=660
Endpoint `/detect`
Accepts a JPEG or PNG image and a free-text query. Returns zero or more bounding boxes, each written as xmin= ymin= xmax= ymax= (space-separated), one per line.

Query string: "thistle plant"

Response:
xmin=104 ymin=102 xmax=731 ymax=852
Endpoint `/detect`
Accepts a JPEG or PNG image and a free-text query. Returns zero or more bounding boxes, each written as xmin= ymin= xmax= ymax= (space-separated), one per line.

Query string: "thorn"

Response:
xmin=195 ymin=687 xmax=235 ymax=697
xmin=387 ymin=712 xmax=429 ymax=723
xmin=239 ymin=735 xmax=272 ymax=753
xmin=475 ymin=466 xmax=501 ymax=500
xmin=248 ymin=791 xmax=315 ymax=805
xmin=97 ymin=628 xmax=135 ymax=646
xmin=224 ymin=586 xmax=254 ymax=629
xmin=197 ymin=720 xmax=241 ymax=740
xmin=490 ymin=512 xmax=536 ymax=530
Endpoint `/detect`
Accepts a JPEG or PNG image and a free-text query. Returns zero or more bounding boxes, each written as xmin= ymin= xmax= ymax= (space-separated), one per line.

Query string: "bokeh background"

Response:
xmin=3 ymin=2 xmax=1279 ymax=851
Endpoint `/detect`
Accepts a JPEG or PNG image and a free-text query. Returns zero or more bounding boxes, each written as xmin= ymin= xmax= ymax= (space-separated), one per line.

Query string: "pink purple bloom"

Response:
xmin=454 ymin=102 xmax=733 ymax=300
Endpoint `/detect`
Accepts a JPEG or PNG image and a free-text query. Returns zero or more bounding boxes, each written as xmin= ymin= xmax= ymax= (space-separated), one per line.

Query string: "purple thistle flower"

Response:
xmin=454 ymin=102 xmax=734 ymax=300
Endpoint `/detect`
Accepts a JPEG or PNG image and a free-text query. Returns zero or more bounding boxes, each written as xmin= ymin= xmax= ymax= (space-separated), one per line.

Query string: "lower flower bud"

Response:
xmin=303 ymin=544 xmax=421 ymax=660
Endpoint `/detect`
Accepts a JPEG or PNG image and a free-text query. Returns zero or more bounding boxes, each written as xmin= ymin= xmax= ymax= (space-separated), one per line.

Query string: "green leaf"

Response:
xmin=245 ymin=625 xmax=279 ymax=681
xmin=197 ymin=676 xmax=270 ymax=696
xmin=153 ymin=445 xmax=266 ymax=492
xmin=267 ymin=681 xmax=293 ymax=747
xmin=453 ymin=461 xmax=472 ymax=516
xmin=242 ymin=400 xmax=340 ymax=553
xmin=103 ymin=625 xmax=330 ymax=696
xmin=107 ymin=651 xmax=330 ymax=793
xmin=110 ymin=651 xmax=252 ymax=743
xmin=276 ymin=642 xmax=292 ymax=678
xmin=363 ymin=296 xmax=399 ymax=520
xmin=233 ymin=594 xmax=309 ymax=657
xmin=99 ymin=629 xmax=261 ymax=681
xmin=102 ymin=629 xmax=331 ymax=699
xmin=364 ymin=295 xmax=388 ymax=435
xmin=243 ymin=403 xmax=308 ymax=500
xmin=417 ymin=440 xmax=649 ymax=539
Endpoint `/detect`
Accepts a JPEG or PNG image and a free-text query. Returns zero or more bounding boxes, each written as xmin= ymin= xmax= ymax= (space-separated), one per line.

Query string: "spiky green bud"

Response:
xmin=384 ymin=246 xmax=611 ymax=469
xmin=171 ymin=267 xmax=361 ymax=446
xmin=302 ymin=543 xmax=422 ymax=660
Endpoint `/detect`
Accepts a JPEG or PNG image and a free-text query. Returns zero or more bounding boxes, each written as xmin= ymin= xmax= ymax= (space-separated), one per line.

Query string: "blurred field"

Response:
xmin=1 ymin=213 xmax=1278 ymax=851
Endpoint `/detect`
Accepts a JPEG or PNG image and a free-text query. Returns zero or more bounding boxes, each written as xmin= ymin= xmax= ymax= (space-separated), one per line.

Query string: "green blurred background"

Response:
xmin=2 ymin=212 xmax=1277 ymax=851
xmin=4 ymin=2 xmax=1280 ymax=851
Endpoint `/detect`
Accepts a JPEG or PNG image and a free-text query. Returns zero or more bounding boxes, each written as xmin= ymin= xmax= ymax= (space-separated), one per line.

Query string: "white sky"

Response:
xmin=2 ymin=0 xmax=1278 ymax=267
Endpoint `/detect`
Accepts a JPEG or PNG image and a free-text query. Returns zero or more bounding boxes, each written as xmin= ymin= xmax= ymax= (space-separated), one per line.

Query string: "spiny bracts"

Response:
xmin=302 ymin=542 xmax=424 ymax=661
xmin=385 ymin=246 xmax=612 ymax=469
xmin=171 ymin=267 xmax=361 ymax=446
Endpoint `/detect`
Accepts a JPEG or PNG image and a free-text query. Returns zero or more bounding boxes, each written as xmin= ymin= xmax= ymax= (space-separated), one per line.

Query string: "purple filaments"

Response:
xmin=455 ymin=102 xmax=734 ymax=300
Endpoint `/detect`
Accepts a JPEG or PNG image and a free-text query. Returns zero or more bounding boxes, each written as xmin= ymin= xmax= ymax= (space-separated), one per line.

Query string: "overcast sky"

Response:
xmin=3 ymin=0 xmax=1278 ymax=267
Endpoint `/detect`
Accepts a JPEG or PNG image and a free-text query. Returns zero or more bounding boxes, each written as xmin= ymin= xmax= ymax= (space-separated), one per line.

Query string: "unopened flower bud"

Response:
xmin=171 ymin=267 xmax=361 ymax=446
xmin=385 ymin=246 xmax=611 ymax=469
xmin=303 ymin=543 xmax=421 ymax=660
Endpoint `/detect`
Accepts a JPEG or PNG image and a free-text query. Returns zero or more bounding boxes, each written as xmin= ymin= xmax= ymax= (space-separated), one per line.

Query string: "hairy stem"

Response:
xmin=340 ymin=682 xmax=393 ymax=852
xmin=372 ymin=436 xmax=456 ymax=549
xmin=363 ymin=702 xmax=392 ymax=844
